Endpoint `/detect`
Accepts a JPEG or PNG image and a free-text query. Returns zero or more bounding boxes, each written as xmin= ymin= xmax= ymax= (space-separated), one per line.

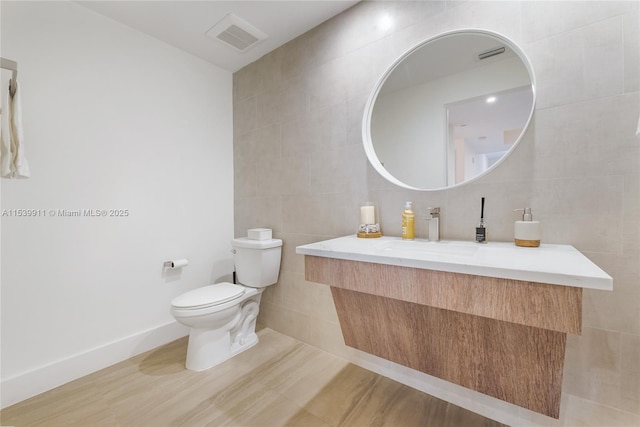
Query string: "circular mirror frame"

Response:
xmin=362 ymin=28 xmax=537 ymax=191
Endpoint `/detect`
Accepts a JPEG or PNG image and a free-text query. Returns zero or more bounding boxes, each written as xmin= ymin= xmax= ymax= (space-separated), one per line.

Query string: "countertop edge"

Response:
xmin=296 ymin=236 xmax=613 ymax=291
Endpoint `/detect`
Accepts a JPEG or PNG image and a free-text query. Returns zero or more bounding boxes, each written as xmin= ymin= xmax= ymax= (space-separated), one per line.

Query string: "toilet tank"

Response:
xmin=231 ymin=237 xmax=283 ymax=288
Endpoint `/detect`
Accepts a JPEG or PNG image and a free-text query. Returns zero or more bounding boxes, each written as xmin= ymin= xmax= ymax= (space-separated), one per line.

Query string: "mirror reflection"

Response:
xmin=364 ymin=30 xmax=535 ymax=190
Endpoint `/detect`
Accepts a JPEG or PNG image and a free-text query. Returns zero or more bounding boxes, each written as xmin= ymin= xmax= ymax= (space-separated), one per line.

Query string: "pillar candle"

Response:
xmin=361 ymin=205 xmax=375 ymax=225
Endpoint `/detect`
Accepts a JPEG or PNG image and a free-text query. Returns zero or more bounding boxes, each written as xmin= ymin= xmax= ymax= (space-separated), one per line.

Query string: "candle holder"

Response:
xmin=357 ymin=202 xmax=382 ymax=238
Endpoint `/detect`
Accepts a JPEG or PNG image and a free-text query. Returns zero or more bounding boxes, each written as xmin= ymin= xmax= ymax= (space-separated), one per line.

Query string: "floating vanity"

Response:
xmin=296 ymin=235 xmax=612 ymax=418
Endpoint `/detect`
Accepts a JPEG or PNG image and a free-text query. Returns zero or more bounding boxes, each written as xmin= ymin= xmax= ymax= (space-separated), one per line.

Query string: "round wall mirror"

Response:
xmin=362 ymin=29 xmax=536 ymax=191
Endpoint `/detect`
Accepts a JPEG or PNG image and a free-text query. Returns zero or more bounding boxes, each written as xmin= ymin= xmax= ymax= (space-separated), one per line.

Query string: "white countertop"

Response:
xmin=296 ymin=235 xmax=613 ymax=290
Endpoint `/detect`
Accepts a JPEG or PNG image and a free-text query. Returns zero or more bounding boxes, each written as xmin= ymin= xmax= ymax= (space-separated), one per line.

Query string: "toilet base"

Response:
xmin=184 ymin=292 xmax=262 ymax=371
xmin=185 ymin=329 xmax=259 ymax=371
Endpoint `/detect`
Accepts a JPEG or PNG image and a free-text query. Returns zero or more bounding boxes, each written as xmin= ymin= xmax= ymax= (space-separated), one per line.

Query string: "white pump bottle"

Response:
xmin=513 ymin=207 xmax=541 ymax=247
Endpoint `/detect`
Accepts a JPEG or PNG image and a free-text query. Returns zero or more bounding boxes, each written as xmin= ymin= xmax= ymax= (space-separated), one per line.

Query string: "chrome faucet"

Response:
xmin=426 ymin=207 xmax=440 ymax=241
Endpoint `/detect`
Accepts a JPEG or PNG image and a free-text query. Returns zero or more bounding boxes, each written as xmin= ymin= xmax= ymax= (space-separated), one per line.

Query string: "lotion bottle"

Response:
xmin=513 ymin=207 xmax=541 ymax=247
xmin=402 ymin=202 xmax=415 ymax=240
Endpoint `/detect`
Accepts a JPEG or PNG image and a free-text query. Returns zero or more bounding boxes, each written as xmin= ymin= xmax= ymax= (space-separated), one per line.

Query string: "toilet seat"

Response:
xmin=171 ymin=283 xmax=245 ymax=310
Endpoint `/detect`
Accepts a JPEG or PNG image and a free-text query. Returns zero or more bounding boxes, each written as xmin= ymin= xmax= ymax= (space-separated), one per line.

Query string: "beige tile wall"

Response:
xmin=234 ymin=1 xmax=639 ymax=425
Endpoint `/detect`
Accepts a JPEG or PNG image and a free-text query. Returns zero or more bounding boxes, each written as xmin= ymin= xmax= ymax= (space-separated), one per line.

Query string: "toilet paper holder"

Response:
xmin=164 ymin=259 xmax=189 ymax=269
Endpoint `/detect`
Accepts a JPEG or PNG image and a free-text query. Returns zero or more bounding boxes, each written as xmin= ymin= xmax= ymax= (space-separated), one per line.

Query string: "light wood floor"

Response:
xmin=1 ymin=327 xmax=507 ymax=427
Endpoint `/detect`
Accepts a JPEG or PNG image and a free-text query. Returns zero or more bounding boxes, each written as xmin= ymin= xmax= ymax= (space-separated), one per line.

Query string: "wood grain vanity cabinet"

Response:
xmin=298 ymin=236 xmax=612 ymax=418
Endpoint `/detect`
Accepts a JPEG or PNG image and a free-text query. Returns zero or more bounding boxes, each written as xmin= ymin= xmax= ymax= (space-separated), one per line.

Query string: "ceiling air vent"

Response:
xmin=206 ymin=13 xmax=267 ymax=53
xmin=477 ymin=46 xmax=506 ymax=61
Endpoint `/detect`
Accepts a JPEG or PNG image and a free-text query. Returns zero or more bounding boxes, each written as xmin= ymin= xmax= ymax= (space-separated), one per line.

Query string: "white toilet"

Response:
xmin=170 ymin=235 xmax=282 ymax=371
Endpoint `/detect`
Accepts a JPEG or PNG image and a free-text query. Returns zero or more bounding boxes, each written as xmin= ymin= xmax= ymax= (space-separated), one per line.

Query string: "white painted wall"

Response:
xmin=0 ymin=1 xmax=233 ymax=407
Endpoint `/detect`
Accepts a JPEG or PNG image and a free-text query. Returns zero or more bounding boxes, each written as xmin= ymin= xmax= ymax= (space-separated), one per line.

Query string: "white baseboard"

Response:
xmin=1 ymin=321 xmax=188 ymax=409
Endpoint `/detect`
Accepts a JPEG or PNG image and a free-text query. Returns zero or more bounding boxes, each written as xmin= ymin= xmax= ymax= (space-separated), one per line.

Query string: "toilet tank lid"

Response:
xmin=232 ymin=237 xmax=282 ymax=249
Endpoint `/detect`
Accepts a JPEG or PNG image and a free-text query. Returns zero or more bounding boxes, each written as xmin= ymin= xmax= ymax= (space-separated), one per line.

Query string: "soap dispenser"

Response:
xmin=402 ymin=202 xmax=415 ymax=240
xmin=513 ymin=207 xmax=541 ymax=247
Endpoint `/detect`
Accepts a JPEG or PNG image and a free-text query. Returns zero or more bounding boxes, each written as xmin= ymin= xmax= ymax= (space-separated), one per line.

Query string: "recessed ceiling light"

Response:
xmin=486 ymin=96 xmax=497 ymax=103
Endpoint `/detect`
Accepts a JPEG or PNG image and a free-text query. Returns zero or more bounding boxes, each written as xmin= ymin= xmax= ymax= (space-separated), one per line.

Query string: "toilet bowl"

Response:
xmin=170 ymin=235 xmax=282 ymax=371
